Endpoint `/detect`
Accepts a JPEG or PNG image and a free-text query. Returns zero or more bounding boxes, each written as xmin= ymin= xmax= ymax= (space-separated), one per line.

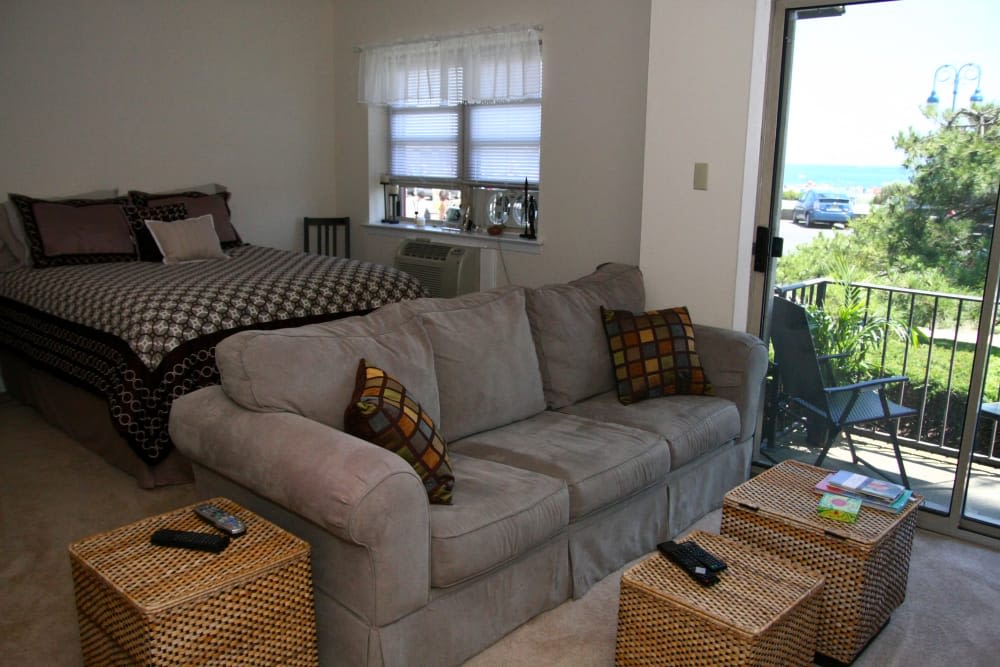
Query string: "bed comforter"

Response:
xmin=0 ymin=245 xmax=426 ymax=464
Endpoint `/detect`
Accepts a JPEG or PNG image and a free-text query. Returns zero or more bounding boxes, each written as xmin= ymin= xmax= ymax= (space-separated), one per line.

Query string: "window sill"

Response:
xmin=363 ymin=221 xmax=542 ymax=255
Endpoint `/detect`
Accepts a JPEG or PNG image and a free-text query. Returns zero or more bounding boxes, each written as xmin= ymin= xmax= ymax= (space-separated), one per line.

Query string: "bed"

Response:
xmin=0 ymin=189 xmax=426 ymax=487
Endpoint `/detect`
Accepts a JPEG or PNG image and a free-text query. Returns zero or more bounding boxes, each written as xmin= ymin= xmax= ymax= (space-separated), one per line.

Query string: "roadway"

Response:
xmin=775 ymin=218 xmax=848 ymax=254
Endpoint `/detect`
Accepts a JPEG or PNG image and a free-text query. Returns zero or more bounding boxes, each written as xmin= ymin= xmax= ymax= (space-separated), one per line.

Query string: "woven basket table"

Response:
xmin=68 ymin=497 xmax=318 ymax=666
xmin=721 ymin=460 xmax=921 ymax=665
xmin=615 ymin=530 xmax=824 ymax=666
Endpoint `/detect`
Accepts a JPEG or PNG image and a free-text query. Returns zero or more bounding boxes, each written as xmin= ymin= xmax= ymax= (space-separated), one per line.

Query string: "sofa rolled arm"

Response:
xmin=169 ymin=385 xmax=431 ymax=624
xmin=693 ymin=324 xmax=769 ymax=443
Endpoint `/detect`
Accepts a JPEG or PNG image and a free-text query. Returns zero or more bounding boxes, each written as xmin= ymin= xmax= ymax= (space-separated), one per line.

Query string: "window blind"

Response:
xmin=467 ymin=103 xmax=541 ymax=183
xmin=390 ymin=107 xmax=461 ymax=179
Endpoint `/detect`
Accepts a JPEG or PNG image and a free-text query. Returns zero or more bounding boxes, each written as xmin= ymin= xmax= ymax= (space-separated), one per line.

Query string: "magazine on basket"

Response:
xmin=825 ymin=470 xmax=906 ymax=503
xmin=815 ymin=473 xmax=913 ymax=513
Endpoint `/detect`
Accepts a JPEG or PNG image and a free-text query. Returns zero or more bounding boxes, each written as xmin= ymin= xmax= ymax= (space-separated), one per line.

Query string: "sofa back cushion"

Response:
xmin=216 ymin=302 xmax=440 ymax=430
xmin=404 ymin=286 xmax=545 ymax=442
xmin=526 ymin=263 xmax=645 ymax=409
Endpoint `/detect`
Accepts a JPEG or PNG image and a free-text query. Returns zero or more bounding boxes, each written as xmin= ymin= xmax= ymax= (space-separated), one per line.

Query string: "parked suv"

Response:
xmin=792 ymin=190 xmax=853 ymax=227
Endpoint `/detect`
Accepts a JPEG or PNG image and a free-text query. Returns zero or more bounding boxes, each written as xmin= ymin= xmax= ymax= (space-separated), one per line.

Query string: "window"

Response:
xmin=387 ymin=101 xmax=541 ymax=221
xmin=360 ymin=26 xmax=542 ymax=224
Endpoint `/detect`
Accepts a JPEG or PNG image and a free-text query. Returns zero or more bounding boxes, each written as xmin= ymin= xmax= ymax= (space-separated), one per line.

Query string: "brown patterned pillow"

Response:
xmin=8 ymin=193 xmax=135 ymax=267
xmin=121 ymin=203 xmax=189 ymax=261
xmin=601 ymin=305 xmax=712 ymax=404
xmin=344 ymin=359 xmax=454 ymax=504
xmin=128 ymin=190 xmax=243 ymax=249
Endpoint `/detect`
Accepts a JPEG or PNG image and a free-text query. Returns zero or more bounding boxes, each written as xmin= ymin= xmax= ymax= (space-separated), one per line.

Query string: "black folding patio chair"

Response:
xmin=769 ymin=296 xmax=914 ymax=488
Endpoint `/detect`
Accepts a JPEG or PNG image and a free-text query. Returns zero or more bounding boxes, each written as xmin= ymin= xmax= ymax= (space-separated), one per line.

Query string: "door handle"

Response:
xmin=753 ymin=227 xmax=785 ymax=273
xmin=753 ymin=226 xmax=784 ymax=272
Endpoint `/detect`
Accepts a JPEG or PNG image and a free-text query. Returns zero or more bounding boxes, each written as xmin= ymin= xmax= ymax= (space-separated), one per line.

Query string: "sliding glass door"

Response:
xmin=751 ymin=0 xmax=1000 ymax=546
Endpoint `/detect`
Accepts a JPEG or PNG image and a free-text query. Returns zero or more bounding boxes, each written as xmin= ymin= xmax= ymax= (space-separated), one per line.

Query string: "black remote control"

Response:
xmin=151 ymin=529 xmax=230 ymax=553
xmin=682 ymin=540 xmax=727 ymax=572
xmin=657 ymin=540 xmax=718 ymax=586
xmin=194 ymin=503 xmax=247 ymax=536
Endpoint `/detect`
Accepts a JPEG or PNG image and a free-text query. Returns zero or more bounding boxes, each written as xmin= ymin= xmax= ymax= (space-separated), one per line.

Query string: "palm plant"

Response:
xmin=804 ymin=260 xmax=916 ymax=381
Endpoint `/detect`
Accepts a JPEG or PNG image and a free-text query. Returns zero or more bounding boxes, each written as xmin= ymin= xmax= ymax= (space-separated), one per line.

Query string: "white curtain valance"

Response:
xmin=359 ymin=26 xmax=543 ymax=106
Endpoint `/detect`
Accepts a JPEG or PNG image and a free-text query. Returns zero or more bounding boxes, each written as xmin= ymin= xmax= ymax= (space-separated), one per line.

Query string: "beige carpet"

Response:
xmin=2 ymin=396 xmax=999 ymax=666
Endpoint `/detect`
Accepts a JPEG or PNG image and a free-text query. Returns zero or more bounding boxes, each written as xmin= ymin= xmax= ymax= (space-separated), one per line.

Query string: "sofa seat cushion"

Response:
xmin=429 ymin=453 xmax=568 ymax=588
xmin=449 ymin=411 xmax=669 ymax=521
xmin=559 ymin=390 xmax=740 ymax=469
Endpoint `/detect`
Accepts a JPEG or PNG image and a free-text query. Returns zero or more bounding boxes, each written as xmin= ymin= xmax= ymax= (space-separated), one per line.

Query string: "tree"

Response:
xmin=778 ymin=103 xmax=1000 ymax=293
xmin=882 ymin=104 xmax=1000 ymax=287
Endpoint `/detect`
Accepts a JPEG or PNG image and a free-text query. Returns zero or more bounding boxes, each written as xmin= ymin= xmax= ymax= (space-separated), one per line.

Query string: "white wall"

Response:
xmin=0 ymin=0 xmax=336 ymax=251
xmin=332 ymin=0 xmax=653 ymax=287
xmin=0 ymin=0 xmax=764 ymax=328
xmin=640 ymin=0 xmax=763 ymax=329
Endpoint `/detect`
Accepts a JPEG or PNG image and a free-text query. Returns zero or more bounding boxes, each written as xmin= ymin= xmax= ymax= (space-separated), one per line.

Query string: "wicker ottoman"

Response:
xmin=721 ymin=460 xmax=921 ymax=665
xmin=69 ymin=497 xmax=318 ymax=666
xmin=615 ymin=530 xmax=824 ymax=666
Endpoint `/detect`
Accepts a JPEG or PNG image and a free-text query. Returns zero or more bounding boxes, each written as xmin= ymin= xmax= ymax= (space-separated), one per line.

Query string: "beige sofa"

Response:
xmin=169 ymin=263 xmax=768 ymax=666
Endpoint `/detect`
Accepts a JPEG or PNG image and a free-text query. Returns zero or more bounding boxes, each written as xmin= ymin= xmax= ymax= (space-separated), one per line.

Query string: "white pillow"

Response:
xmin=145 ymin=214 xmax=228 ymax=265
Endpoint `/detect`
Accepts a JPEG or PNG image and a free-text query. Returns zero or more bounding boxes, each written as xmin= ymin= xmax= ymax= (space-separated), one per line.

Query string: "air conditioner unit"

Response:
xmin=394 ymin=240 xmax=480 ymax=298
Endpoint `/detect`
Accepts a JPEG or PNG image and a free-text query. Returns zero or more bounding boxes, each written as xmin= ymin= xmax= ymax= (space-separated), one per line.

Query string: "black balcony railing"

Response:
xmin=772 ymin=278 xmax=1000 ymax=467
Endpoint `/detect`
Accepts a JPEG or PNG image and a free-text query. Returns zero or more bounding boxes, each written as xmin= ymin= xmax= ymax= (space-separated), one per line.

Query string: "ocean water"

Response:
xmin=783 ymin=163 xmax=909 ymax=191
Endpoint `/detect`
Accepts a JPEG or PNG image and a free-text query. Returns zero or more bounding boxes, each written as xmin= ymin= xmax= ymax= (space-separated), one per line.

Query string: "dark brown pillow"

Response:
xmin=344 ymin=359 xmax=454 ymax=504
xmin=601 ymin=305 xmax=713 ymax=404
xmin=8 ymin=193 xmax=135 ymax=267
xmin=128 ymin=190 xmax=243 ymax=249
xmin=121 ymin=203 xmax=189 ymax=261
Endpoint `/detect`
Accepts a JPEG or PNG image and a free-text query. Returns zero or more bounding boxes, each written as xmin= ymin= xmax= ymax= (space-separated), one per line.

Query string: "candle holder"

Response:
xmin=520 ymin=178 xmax=537 ymax=240
xmin=521 ymin=195 xmax=537 ymax=240
xmin=381 ymin=179 xmax=400 ymax=224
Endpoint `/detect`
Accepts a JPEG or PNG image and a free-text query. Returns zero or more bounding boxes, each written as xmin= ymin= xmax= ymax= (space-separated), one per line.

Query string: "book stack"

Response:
xmin=814 ymin=470 xmax=913 ymax=514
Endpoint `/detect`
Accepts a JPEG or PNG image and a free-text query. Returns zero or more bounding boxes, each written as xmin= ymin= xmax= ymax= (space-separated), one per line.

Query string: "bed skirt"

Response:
xmin=1 ymin=351 xmax=193 ymax=488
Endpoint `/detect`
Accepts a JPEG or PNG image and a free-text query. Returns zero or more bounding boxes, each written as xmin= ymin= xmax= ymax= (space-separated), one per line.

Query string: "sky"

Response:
xmin=784 ymin=0 xmax=1000 ymax=167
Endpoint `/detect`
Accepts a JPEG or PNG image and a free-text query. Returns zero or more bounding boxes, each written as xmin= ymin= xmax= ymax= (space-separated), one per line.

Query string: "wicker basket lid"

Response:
xmin=69 ymin=498 xmax=309 ymax=613
xmin=724 ymin=461 xmax=921 ymax=547
xmin=622 ymin=531 xmax=824 ymax=637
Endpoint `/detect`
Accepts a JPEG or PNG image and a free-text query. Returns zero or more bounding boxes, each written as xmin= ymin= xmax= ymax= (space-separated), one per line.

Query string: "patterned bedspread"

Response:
xmin=0 ymin=245 xmax=427 ymax=465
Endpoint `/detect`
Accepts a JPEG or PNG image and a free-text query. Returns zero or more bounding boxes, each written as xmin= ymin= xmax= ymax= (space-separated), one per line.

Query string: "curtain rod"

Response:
xmin=354 ymin=24 xmax=543 ymax=53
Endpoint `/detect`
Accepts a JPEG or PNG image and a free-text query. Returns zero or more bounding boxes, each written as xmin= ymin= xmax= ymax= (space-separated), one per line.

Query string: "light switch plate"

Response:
xmin=693 ymin=162 xmax=709 ymax=190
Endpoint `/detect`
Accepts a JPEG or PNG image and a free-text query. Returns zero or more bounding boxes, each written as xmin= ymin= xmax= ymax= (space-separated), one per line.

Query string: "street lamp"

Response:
xmin=926 ymin=63 xmax=984 ymax=111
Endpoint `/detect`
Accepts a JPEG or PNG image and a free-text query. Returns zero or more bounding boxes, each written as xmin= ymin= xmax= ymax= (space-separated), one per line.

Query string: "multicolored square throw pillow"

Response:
xmin=344 ymin=359 xmax=454 ymax=504
xmin=600 ymin=305 xmax=713 ymax=405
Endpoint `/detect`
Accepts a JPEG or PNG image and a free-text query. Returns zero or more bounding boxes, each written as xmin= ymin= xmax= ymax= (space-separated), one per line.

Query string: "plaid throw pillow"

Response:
xmin=601 ymin=305 xmax=713 ymax=404
xmin=344 ymin=359 xmax=455 ymax=504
